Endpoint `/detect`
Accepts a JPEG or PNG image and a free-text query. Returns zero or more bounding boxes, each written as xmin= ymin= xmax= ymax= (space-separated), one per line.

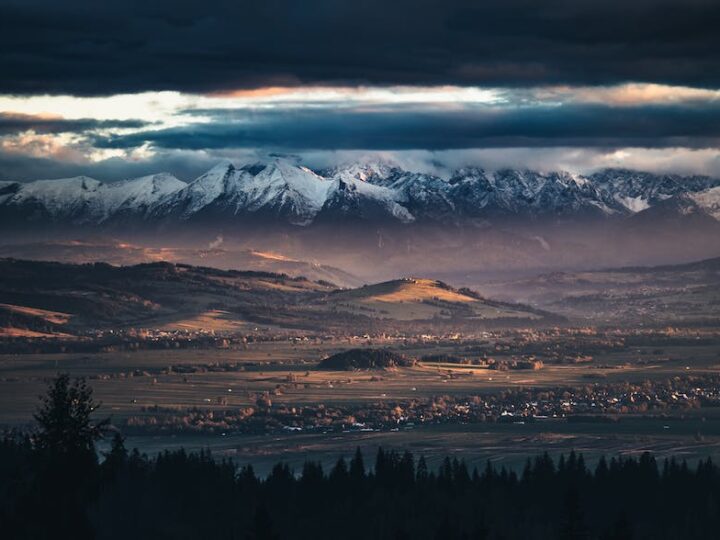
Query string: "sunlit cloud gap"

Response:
xmin=2 ymin=84 xmax=720 ymax=123
xmin=1 ymin=83 xmax=720 ymax=180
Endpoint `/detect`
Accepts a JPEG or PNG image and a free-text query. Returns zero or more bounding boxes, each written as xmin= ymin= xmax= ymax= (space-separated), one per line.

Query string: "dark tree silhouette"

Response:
xmin=3 ymin=374 xmax=110 ymax=540
xmin=350 ymin=446 xmax=365 ymax=481
xmin=560 ymin=488 xmax=590 ymax=540
xmin=34 ymin=373 xmax=109 ymax=458
xmin=101 ymin=432 xmax=128 ymax=481
xmin=247 ymin=505 xmax=280 ymax=540
xmin=604 ymin=512 xmax=634 ymax=540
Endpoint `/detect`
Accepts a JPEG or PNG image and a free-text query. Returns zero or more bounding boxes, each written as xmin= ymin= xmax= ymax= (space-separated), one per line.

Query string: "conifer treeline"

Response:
xmin=2 ymin=375 xmax=719 ymax=539
xmin=3 ymin=435 xmax=720 ymax=539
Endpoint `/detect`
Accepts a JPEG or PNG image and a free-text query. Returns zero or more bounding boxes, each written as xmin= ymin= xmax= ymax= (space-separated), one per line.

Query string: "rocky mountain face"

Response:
xmin=2 ymin=157 xmax=720 ymax=228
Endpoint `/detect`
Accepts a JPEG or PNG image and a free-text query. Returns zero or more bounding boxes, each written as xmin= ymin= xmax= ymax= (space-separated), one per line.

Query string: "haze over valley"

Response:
xmin=2 ymin=157 xmax=720 ymax=283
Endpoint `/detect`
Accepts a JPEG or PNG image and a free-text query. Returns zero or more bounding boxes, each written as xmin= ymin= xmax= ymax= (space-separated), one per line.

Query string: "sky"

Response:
xmin=1 ymin=0 xmax=720 ymax=181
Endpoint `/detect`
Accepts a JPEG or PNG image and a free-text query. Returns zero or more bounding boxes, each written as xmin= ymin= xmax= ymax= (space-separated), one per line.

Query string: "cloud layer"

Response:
xmin=1 ymin=1 xmax=720 ymax=181
xmin=91 ymin=103 xmax=720 ymax=151
xmin=0 ymin=113 xmax=148 ymax=135
xmin=2 ymin=86 xmax=720 ymax=181
xmin=2 ymin=0 xmax=720 ymax=95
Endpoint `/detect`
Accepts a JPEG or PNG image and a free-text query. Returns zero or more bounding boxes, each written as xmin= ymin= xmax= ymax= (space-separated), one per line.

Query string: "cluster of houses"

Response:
xmin=121 ymin=374 xmax=720 ymax=435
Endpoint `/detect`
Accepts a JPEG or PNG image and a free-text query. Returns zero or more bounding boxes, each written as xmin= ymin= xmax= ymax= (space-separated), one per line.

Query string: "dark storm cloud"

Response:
xmin=0 ymin=113 xmax=149 ymax=135
xmin=91 ymin=103 xmax=720 ymax=151
xmin=2 ymin=0 xmax=720 ymax=95
xmin=0 ymin=150 xmax=216 ymax=182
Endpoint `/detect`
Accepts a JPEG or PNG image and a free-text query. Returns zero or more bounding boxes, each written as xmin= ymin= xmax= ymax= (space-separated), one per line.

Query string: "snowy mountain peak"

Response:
xmin=98 ymin=173 xmax=186 ymax=219
xmin=2 ymin=162 xmax=719 ymax=228
xmin=7 ymin=176 xmax=103 ymax=218
xmin=207 ymin=159 xmax=236 ymax=173
xmin=116 ymin=172 xmax=185 ymax=190
xmin=328 ymin=158 xmax=404 ymax=185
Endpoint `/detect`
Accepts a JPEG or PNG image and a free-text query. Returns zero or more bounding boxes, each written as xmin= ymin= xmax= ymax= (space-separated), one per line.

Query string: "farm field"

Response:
xmin=3 ymin=334 xmax=720 ymax=470
xmin=2 ymin=340 xmax=719 ymax=423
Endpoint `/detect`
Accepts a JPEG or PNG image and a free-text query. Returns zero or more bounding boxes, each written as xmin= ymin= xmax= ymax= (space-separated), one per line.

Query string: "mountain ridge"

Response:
xmin=2 ymin=157 xmax=720 ymax=228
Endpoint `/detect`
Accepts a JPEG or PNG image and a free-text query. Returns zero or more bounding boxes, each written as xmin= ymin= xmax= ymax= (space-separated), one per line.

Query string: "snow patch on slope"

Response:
xmin=9 ymin=176 xmax=102 ymax=219
xmin=615 ymin=195 xmax=650 ymax=213
xmin=690 ymin=186 xmax=720 ymax=220
xmin=98 ymin=173 xmax=186 ymax=220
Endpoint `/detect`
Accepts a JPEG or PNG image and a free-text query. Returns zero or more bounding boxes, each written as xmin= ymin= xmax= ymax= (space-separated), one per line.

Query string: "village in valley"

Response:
xmin=2 ymin=319 xmax=720 ymax=467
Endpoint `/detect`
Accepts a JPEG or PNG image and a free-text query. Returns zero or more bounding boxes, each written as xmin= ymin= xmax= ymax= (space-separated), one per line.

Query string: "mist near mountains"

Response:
xmin=1 ymin=156 xmax=719 ymax=281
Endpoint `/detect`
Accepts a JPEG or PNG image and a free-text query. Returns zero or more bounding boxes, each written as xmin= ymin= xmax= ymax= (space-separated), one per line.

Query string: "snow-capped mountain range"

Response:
xmin=2 ymin=157 xmax=720 ymax=228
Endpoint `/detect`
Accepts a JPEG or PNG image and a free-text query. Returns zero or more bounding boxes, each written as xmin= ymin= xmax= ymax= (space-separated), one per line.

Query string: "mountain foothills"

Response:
xmin=0 ymin=240 xmax=363 ymax=288
xmin=2 ymin=157 xmax=720 ymax=227
xmin=0 ymin=259 xmax=557 ymax=338
xmin=474 ymin=256 xmax=720 ymax=325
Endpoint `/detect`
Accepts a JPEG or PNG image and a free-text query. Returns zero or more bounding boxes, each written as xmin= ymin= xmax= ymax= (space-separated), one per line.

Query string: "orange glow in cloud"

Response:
xmin=0 ymin=111 xmax=65 ymax=121
xmin=0 ymin=131 xmax=82 ymax=161
xmin=209 ymin=87 xmax=300 ymax=98
xmin=537 ymin=83 xmax=720 ymax=106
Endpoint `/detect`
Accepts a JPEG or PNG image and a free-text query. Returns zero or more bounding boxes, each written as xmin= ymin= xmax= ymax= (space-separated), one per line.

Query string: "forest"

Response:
xmin=1 ymin=375 xmax=719 ymax=539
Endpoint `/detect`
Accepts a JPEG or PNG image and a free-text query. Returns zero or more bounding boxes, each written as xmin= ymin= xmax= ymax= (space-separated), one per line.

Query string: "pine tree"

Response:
xmin=34 ymin=373 xmax=109 ymax=458
xmin=350 ymin=446 xmax=366 ymax=481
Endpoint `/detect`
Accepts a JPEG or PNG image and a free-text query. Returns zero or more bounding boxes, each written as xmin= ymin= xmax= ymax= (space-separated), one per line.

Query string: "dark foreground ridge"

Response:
xmin=2 ymin=375 xmax=720 ymax=539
